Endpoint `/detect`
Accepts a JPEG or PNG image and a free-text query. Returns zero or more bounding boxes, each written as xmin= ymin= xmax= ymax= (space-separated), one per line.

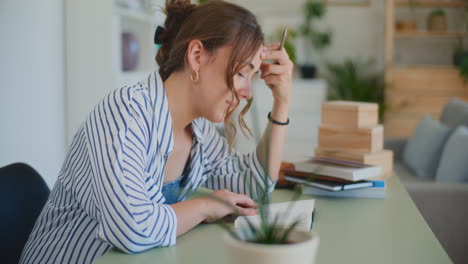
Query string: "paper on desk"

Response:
xmin=234 ymin=199 xmax=315 ymax=232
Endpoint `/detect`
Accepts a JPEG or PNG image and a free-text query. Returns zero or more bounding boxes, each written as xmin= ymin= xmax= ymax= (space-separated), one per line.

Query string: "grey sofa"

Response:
xmin=384 ymin=98 xmax=468 ymax=264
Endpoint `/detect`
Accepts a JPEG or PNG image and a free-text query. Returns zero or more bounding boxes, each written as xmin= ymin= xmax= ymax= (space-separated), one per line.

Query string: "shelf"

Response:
xmin=395 ymin=0 xmax=467 ymax=7
xmin=390 ymin=65 xmax=458 ymax=70
xmin=395 ymin=30 xmax=468 ymax=38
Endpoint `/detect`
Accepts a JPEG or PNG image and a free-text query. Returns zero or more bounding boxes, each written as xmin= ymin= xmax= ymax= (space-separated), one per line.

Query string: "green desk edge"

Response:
xmin=95 ymin=174 xmax=452 ymax=264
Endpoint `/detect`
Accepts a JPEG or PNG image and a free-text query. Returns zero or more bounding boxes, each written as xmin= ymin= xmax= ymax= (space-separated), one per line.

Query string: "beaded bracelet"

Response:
xmin=267 ymin=112 xmax=290 ymax=126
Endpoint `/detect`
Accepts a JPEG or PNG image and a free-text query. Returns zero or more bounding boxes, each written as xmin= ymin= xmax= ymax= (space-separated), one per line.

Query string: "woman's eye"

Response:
xmin=238 ymin=73 xmax=246 ymax=78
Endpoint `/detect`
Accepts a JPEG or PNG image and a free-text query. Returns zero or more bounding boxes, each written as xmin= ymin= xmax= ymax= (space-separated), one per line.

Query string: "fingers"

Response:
xmin=236 ymin=207 xmax=258 ymax=216
xmin=261 ymin=49 xmax=290 ymax=66
xmin=211 ymin=189 xmax=257 ymax=213
xmin=260 ymin=63 xmax=287 ymax=79
xmin=265 ymin=42 xmax=281 ymax=51
xmin=263 ymin=75 xmax=283 ymax=90
xmin=261 ymin=43 xmax=292 ymax=66
xmin=234 ymin=197 xmax=257 ymax=209
xmin=230 ymin=194 xmax=258 ymax=216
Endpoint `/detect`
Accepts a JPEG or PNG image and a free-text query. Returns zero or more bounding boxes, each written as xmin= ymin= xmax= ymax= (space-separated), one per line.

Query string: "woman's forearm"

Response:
xmin=256 ymin=100 xmax=290 ymax=182
xmin=170 ymin=198 xmax=207 ymax=236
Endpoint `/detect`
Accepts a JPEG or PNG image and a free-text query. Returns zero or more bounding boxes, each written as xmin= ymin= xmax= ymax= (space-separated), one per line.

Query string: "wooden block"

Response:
xmin=321 ymin=101 xmax=379 ymax=129
xmin=315 ymin=148 xmax=394 ymax=180
xmin=318 ymin=124 xmax=383 ymax=153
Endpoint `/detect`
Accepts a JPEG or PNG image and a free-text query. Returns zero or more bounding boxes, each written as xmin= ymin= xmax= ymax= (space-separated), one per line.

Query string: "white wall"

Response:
xmin=232 ymin=0 xmax=386 ymax=72
xmin=0 ymin=0 xmax=66 ymax=188
xmin=65 ymin=0 xmax=115 ymax=145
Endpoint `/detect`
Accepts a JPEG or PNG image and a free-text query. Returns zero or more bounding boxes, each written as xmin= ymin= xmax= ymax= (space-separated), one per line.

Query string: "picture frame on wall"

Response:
xmin=327 ymin=0 xmax=370 ymax=6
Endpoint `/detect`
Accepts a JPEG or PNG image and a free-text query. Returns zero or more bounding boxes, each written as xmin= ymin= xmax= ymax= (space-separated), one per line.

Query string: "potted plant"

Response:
xmin=215 ymin=137 xmax=319 ymax=264
xmin=323 ymin=59 xmax=387 ymax=121
xmin=298 ymin=0 xmax=332 ymax=79
xmin=427 ymin=8 xmax=447 ymax=31
xmin=395 ymin=0 xmax=418 ymax=32
xmin=220 ymin=193 xmax=320 ymax=264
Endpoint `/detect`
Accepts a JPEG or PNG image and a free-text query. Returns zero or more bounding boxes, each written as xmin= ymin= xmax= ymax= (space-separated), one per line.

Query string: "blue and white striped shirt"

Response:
xmin=20 ymin=71 xmax=274 ymax=263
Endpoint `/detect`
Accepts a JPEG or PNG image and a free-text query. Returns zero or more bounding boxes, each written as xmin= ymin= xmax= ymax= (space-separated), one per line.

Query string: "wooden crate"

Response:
xmin=315 ymin=148 xmax=394 ymax=180
xmin=322 ymin=101 xmax=378 ymax=129
xmin=318 ymin=124 xmax=383 ymax=153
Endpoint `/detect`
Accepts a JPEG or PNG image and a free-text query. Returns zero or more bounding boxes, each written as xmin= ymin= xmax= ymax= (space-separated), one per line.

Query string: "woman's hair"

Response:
xmin=156 ymin=0 xmax=264 ymax=150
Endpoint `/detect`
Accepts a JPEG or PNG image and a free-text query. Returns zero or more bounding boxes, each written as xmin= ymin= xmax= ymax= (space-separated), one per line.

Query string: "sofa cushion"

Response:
xmin=435 ymin=126 xmax=468 ymax=183
xmin=403 ymin=116 xmax=450 ymax=179
xmin=384 ymin=138 xmax=406 ymax=162
xmin=440 ymin=98 xmax=468 ymax=128
xmin=394 ymin=161 xmax=432 ymax=183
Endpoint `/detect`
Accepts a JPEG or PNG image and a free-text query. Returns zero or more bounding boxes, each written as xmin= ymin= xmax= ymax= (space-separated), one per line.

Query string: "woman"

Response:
xmin=20 ymin=0 xmax=292 ymax=263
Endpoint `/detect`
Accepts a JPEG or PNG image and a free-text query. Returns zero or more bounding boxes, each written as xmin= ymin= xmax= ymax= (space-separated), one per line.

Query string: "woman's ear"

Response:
xmin=186 ymin=39 xmax=204 ymax=71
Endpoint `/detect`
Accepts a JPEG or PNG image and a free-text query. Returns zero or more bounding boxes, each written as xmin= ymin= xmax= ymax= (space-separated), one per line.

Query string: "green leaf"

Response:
xmin=278 ymin=220 xmax=301 ymax=244
xmin=216 ymin=220 xmax=240 ymax=241
xmin=264 ymin=213 xmax=282 ymax=243
xmin=459 ymin=56 xmax=468 ymax=83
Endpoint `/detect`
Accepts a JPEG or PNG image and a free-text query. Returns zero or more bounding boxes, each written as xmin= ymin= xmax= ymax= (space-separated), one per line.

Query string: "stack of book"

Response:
xmin=283 ymin=101 xmax=394 ymax=199
xmin=283 ymin=158 xmax=387 ymax=199
xmin=316 ymin=101 xmax=393 ymax=180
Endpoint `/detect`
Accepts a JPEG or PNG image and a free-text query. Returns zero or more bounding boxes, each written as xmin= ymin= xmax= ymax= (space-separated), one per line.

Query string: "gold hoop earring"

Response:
xmin=191 ymin=70 xmax=199 ymax=83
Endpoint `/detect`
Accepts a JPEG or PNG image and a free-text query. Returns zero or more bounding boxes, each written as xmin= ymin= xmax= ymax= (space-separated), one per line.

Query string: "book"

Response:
xmin=234 ymin=200 xmax=315 ymax=232
xmin=284 ymin=175 xmax=381 ymax=192
xmin=283 ymin=168 xmax=352 ymax=183
xmin=293 ymin=157 xmax=382 ymax=182
xmin=302 ymin=185 xmax=386 ymax=199
xmin=314 ymin=148 xmax=394 ymax=180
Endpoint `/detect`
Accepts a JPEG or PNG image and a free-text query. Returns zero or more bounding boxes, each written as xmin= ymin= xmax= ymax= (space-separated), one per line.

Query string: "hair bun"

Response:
xmin=160 ymin=0 xmax=196 ymax=46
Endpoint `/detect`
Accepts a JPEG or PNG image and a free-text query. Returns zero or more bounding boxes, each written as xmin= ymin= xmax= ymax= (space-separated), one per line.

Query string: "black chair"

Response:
xmin=0 ymin=163 xmax=50 ymax=264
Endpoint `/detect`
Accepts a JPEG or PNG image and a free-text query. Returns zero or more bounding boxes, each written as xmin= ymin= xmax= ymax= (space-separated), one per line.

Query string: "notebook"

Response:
xmin=285 ymin=175 xmax=374 ymax=191
xmin=302 ymin=185 xmax=386 ymax=199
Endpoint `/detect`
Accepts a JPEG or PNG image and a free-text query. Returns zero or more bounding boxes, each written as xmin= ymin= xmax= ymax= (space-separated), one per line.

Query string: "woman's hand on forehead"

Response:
xmin=259 ymin=42 xmax=293 ymax=104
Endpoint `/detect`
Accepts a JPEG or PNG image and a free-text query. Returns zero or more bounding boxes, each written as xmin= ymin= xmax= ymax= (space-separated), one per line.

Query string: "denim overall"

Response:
xmin=161 ymin=176 xmax=183 ymax=204
xmin=161 ymin=159 xmax=190 ymax=204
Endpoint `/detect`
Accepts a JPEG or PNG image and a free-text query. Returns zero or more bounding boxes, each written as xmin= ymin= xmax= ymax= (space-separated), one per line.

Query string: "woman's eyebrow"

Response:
xmin=249 ymin=63 xmax=260 ymax=74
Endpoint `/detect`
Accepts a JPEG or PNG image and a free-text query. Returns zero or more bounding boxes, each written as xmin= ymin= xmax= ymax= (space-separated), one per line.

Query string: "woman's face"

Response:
xmin=195 ymin=44 xmax=263 ymax=123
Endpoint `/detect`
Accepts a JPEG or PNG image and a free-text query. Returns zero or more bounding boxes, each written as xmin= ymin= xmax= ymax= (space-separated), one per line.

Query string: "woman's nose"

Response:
xmin=237 ymin=86 xmax=252 ymax=100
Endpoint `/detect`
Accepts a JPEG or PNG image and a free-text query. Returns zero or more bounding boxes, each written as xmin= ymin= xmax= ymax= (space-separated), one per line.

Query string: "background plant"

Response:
xmin=459 ymin=57 xmax=468 ymax=83
xmin=299 ymin=0 xmax=332 ymax=63
xmin=429 ymin=8 xmax=446 ymax=17
xmin=324 ymin=59 xmax=386 ymax=120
